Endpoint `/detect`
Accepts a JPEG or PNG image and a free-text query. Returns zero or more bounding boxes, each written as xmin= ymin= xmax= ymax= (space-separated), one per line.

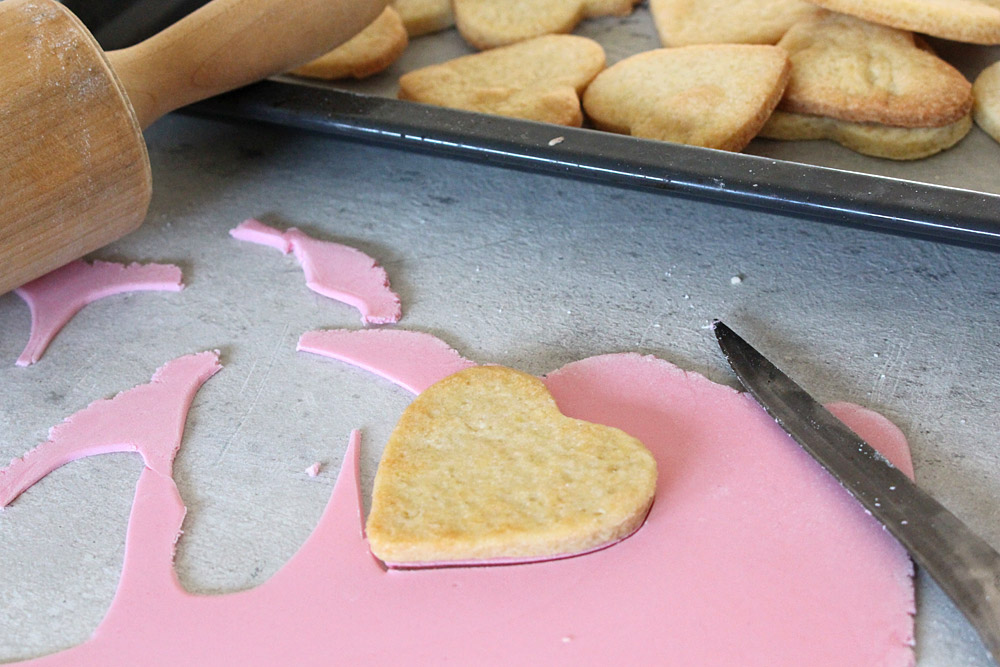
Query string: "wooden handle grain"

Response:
xmin=107 ymin=0 xmax=387 ymax=129
xmin=0 ymin=0 xmax=151 ymax=295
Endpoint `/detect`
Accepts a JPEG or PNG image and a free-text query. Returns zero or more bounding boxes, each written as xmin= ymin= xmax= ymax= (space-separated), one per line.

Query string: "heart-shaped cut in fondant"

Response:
xmin=365 ymin=365 xmax=657 ymax=566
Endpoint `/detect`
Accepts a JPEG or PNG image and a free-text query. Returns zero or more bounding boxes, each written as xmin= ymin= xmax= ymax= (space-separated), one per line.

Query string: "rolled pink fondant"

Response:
xmin=230 ymin=219 xmax=402 ymax=325
xmin=1 ymin=336 xmax=914 ymax=665
xmin=13 ymin=260 xmax=184 ymax=366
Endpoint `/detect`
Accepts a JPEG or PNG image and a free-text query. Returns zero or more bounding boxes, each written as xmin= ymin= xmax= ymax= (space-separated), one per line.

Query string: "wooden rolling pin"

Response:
xmin=0 ymin=0 xmax=385 ymax=295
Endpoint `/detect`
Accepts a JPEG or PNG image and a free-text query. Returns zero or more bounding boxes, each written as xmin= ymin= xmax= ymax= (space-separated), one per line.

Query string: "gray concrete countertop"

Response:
xmin=0 ymin=113 xmax=998 ymax=665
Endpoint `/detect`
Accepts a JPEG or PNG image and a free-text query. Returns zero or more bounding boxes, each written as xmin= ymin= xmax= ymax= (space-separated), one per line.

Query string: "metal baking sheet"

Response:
xmin=182 ymin=6 xmax=1000 ymax=248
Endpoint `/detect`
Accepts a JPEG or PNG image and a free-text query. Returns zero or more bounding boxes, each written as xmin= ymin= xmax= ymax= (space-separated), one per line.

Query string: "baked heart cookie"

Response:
xmin=398 ymin=35 xmax=606 ymax=126
xmin=804 ymin=0 xmax=1000 ymax=45
xmin=776 ymin=12 xmax=973 ymax=128
xmin=974 ymin=61 xmax=1000 ymax=144
xmin=453 ymin=0 xmax=640 ymax=50
xmin=365 ymin=365 xmax=658 ymax=566
xmin=582 ymin=45 xmax=790 ymax=151
xmin=289 ymin=7 xmax=408 ymax=80
xmin=649 ymin=0 xmax=822 ymax=46
xmin=759 ymin=110 xmax=972 ymax=159
xmin=391 ymin=0 xmax=454 ymax=36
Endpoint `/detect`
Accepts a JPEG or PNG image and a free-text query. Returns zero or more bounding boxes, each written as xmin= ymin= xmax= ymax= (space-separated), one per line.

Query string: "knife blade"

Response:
xmin=713 ymin=320 xmax=1000 ymax=663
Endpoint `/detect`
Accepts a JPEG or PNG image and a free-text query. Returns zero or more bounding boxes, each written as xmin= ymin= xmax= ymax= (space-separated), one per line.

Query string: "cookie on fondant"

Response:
xmin=365 ymin=365 xmax=657 ymax=565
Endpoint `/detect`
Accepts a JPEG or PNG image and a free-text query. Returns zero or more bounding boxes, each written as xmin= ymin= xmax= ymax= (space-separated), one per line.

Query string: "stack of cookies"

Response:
xmin=288 ymin=0 xmax=1000 ymax=159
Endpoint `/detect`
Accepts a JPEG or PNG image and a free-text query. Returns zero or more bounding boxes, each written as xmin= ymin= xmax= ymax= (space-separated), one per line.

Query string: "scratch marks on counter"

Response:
xmin=215 ymin=324 xmax=291 ymax=466
xmin=869 ymin=336 xmax=910 ymax=405
xmin=636 ymin=311 xmax=671 ymax=349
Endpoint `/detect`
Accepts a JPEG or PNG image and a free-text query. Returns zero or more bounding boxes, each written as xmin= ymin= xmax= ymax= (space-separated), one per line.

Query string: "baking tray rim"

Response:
xmin=186 ymin=79 xmax=1000 ymax=251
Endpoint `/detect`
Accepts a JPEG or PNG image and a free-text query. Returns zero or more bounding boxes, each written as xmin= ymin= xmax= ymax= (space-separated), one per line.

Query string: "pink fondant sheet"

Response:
xmin=0 ymin=332 xmax=915 ymax=666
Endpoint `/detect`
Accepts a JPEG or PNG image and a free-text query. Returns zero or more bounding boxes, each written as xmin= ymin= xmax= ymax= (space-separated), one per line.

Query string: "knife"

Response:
xmin=713 ymin=320 xmax=1000 ymax=663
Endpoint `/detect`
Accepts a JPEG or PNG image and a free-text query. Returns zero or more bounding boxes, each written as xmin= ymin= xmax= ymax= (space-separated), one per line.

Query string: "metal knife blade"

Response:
xmin=713 ymin=320 xmax=1000 ymax=663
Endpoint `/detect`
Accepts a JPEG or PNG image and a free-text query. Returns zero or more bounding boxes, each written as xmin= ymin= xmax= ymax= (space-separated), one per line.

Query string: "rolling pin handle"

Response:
xmin=107 ymin=0 xmax=387 ymax=129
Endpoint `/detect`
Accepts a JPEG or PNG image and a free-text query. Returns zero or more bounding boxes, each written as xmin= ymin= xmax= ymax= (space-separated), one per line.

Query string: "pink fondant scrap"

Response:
xmin=230 ymin=219 xmax=401 ymax=325
xmin=13 ymin=260 xmax=184 ymax=367
xmin=0 ymin=352 xmax=220 ymax=508
xmin=297 ymin=328 xmax=476 ymax=394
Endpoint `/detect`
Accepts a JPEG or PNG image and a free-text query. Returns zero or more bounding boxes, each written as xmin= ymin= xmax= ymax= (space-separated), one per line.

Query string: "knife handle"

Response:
xmin=106 ymin=0 xmax=387 ymax=129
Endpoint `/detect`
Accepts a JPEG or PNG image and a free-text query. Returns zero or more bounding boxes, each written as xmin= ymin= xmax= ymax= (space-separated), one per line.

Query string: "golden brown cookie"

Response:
xmin=776 ymin=12 xmax=973 ymax=128
xmin=454 ymin=0 xmax=640 ymax=50
xmin=649 ymin=0 xmax=822 ymax=46
xmin=581 ymin=45 xmax=790 ymax=151
xmin=759 ymin=110 xmax=972 ymax=159
xmin=391 ymin=0 xmax=454 ymax=37
xmin=289 ymin=7 xmax=408 ymax=80
xmin=365 ymin=365 xmax=658 ymax=566
xmin=398 ymin=35 xmax=606 ymax=126
xmin=804 ymin=0 xmax=1000 ymax=45
xmin=974 ymin=61 xmax=1000 ymax=143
